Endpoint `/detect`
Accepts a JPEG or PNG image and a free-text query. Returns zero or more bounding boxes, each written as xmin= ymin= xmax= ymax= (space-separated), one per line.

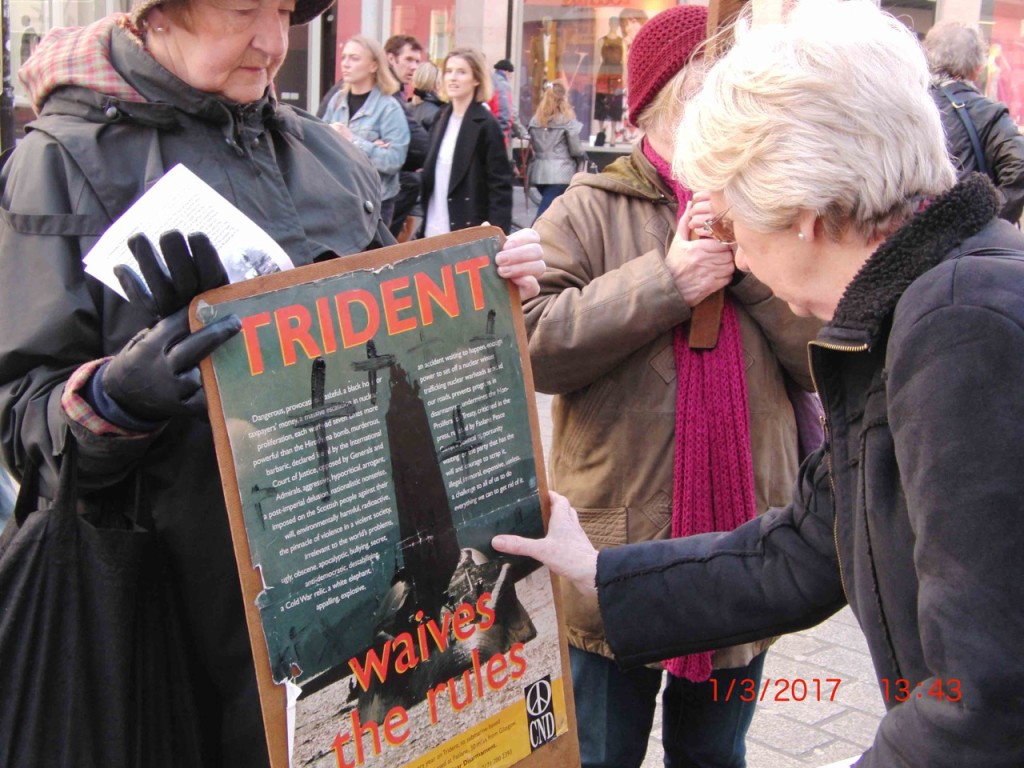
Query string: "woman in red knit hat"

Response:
xmin=517 ymin=5 xmax=820 ymax=767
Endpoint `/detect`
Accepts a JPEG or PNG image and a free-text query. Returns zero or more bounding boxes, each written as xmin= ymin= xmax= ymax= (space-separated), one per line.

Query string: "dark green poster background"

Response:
xmin=198 ymin=237 xmax=544 ymax=687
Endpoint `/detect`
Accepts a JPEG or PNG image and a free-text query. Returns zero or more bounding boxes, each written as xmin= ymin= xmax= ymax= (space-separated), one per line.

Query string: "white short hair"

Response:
xmin=924 ymin=22 xmax=986 ymax=82
xmin=673 ymin=0 xmax=955 ymax=241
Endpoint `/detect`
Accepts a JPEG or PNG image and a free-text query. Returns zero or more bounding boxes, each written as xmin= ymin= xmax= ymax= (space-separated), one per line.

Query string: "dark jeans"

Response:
xmin=534 ymin=183 xmax=569 ymax=221
xmin=570 ymin=646 xmax=766 ymax=768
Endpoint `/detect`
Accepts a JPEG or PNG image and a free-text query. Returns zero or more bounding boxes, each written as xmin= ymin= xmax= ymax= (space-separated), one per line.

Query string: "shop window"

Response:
xmin=518 ymin=1 xmax=677 ymax=145
xmin=8 ymin=0 xmax=131 ymax=142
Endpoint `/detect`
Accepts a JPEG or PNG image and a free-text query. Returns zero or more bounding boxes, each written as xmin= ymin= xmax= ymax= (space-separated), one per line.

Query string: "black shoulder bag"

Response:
xmin=0 ymin=439 xmax=208 ymax=768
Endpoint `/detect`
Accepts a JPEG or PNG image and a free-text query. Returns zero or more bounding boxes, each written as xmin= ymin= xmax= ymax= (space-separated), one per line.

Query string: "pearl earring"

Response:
xmin=797 ymin=232 xmax=806 ymax=241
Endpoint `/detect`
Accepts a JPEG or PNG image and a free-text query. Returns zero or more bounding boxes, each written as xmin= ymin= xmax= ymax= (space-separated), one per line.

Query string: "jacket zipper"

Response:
xmin=807 ymin=339 xmax=868 ymax=602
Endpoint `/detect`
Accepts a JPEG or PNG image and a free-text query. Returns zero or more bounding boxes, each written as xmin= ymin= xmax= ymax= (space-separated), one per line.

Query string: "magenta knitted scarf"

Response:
xmin=643 ymin=139 xmax=758 ymax=683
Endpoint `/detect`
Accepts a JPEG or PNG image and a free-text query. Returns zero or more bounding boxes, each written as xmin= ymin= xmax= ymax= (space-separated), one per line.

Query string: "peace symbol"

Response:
xmin=526 ymin=679 xmax=552 ymax=717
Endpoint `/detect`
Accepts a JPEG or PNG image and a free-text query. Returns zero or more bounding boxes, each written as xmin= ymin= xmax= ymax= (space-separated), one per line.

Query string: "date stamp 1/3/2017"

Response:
xmin=711 ymin=677 xmax=843 ymax=703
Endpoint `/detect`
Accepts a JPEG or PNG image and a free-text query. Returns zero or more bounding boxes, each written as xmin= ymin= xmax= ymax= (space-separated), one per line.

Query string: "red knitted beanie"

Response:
xmin=627 ymin=5 xmax=709 ymax=121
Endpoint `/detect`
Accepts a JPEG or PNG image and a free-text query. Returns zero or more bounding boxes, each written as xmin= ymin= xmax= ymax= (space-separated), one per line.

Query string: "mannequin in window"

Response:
xmin=593 ymin=16 xmax=624 ymax=146
xmin=619 ymin=8 xmax=648 ymax=143
xmin=530 ymin=17 xmax=564 ymax=107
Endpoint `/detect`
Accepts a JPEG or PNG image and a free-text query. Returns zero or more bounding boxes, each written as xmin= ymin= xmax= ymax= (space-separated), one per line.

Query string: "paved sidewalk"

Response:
xmin=531 ymin=392 xmax=883 ymax=768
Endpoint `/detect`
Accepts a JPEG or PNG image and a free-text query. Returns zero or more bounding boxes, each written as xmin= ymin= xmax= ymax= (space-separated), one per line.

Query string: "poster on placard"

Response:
xmin=191 ymin=227 xmax=579 ymax=768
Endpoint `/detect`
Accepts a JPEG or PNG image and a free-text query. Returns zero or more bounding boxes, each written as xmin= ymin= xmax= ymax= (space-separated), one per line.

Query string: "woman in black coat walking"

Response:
xmin=421 ymin=47 xmax=513 ymax=236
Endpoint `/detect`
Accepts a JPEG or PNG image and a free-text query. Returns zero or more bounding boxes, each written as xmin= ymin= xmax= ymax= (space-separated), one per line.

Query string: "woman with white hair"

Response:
xmin=495 ymin=2 xmax=1024 ymax=765
xmin=522 ymin=7 xmax=821 ymax=767
xmin=924 ymin=21 xmax=1024 ymax=223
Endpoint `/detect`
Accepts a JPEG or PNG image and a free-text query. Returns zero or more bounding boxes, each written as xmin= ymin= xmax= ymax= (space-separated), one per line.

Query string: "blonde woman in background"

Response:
xmin=410 ymin=60 xmax=444 ymax=131
xmin=527 ymin=80 xmax=586 ymax=220
xmin=321 ymin=35 xmax=410 ymax=226
xmin=421 ymin=47 xmax=512 ymax=235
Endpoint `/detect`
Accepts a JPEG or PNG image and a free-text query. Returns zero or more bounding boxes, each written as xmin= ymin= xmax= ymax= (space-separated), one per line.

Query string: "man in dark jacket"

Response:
xmin=925 ymin=22 xmax=1024 ymax=223
xmin=384 ymin=35 xmax=431 ymax=237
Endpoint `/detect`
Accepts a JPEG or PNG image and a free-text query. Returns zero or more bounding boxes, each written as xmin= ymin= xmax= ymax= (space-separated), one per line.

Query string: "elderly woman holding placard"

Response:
xmin=0 ymin=0 xmax=543 ymax=763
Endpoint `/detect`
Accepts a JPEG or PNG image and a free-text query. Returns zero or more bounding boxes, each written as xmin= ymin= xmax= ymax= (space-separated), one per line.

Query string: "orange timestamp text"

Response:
xmin=710 ymin=677 xmax=842 ymax=702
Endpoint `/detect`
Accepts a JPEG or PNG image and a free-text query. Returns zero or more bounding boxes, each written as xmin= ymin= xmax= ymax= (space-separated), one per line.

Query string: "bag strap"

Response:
xmin=13 ymin=440 xmax=78 ymax=530
xmin=938 ymin=82 xmax=990 ymax=178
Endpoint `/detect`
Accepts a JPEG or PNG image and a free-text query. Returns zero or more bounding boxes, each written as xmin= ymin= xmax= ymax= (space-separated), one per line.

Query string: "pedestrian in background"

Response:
xmin=491 ymin=59 xmax=522 ymax=137
xmin=321 ymin=35 xmax=411 ymax=227
xmin=527 ymin=79 xmax=586 ymax=220
xmin=411 ymin=60 xmax=444 ymax=131
xmin=497 ymin=2 xmax=1024 ymax=765
xmin=421 ymin=47 xmax=512 ymax=236
xmin=384 ymin=34 xmax=432 ymax=238
xmin=491 ymin=58 xmax=526 ymax=163
xmin=384 ymin=33 xmax=422 ymax=98
xmin=518 ymin=6 xmax=820 ymax=767
xmin=19 ymin=16 xmax=41 ymax=68
xmin=924 ymin=22 xmax=1024 ymax=223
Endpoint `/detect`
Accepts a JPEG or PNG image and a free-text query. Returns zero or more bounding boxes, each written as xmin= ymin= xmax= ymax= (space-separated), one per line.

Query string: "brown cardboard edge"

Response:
xmin=504 ymin=279 xmax=582 ymax=767
xmin=191 ymin=226 xmax=580 ymax=767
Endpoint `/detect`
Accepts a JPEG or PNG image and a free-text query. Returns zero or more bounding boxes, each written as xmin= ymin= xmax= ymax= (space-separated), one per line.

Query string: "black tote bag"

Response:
xmin=0 ymin=441 xmax=209 ymax=768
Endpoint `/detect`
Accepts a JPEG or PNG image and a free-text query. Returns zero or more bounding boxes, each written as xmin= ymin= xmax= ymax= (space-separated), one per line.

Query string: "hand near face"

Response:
xmin=492 ymin=491 xmax=598 ymax=597
xmin=494 ymin=226 xmax=546 ymax=300
xmin=665 ymin=192 xmax=735 ymax=307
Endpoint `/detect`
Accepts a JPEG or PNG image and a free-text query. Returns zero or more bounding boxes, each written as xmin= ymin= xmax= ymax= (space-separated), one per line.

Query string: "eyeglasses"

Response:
xmin=702 ymin=207 xmax=735 ymax=245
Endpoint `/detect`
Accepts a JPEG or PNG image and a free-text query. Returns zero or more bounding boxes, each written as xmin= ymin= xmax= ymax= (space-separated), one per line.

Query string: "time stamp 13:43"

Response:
xmin=710 ymin=677 xmax=962 ymax=703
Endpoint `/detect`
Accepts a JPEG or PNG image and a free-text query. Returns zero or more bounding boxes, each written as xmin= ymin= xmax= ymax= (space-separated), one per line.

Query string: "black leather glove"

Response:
xmin=102 ymin=231 xmax=240 ymax=421
xmin=116 ymin=230 xmax=230 ymax=317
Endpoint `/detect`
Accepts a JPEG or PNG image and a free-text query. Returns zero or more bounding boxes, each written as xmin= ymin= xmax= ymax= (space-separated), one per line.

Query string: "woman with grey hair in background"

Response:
xmin=496 ymin=1 xmax=1024 ymax=765
xmin=924 ymin=21 xmax=1024 ymax=222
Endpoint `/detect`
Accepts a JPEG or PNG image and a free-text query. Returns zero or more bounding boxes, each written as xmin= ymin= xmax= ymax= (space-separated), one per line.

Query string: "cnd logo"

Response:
xmin=524 ymin=676 xmax=556 ymax=750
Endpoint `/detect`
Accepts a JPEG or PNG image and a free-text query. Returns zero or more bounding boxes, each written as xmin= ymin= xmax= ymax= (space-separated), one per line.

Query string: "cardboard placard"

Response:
xmin=191 ymin=227 xmax=579 ymax=768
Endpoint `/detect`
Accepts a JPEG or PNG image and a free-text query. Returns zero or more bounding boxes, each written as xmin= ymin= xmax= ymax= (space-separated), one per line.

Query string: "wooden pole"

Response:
xmin=686 ymin=0 xmax=748 ymax=349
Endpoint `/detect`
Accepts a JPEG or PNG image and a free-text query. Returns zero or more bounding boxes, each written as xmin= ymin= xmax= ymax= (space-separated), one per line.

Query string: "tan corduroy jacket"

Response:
xmin=523 ymin=147 xmax=822 ymax=665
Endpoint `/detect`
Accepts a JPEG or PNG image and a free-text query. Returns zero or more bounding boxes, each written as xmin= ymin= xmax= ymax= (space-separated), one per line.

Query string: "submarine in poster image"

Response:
xmin=342 ymin=357 xmax=537 ymax=723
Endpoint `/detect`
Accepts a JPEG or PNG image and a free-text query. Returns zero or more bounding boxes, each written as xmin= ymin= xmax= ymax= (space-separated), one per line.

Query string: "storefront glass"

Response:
xmin=980 ymin=0 xmax=1024 ymax=124
xmin=516 ymin=0 xmax=676 ymax=143
xmin=9 ymin=0 xmax=131 ymax=139
xmin=392 ymin=0 xmax=458 ymax=63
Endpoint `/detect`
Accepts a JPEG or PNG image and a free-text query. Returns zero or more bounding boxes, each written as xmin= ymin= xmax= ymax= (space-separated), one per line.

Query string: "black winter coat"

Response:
xmin=410 ymin=90 xmax=444 ymax=131
xmin=597 ymin=176 xmax=1024 ymax=767
xmin=0 ymin=24 xmax=388 ymax=768
xmin=420 ymin=101 xmax=513 ymax=235
xmin=930 ymin=80 xmax=1024 ymax=223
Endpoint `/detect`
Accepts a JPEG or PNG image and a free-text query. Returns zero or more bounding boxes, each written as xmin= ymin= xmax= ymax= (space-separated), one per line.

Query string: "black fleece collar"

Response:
xmin=827 ymin=174 xmax=999 ymax=345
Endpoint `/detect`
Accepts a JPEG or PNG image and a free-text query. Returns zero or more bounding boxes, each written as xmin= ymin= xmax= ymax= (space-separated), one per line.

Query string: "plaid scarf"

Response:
xmin=643 ymin=139 xmax=757 ymax=683
xmin=19 ymin=14 xmax=145 ymax=115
